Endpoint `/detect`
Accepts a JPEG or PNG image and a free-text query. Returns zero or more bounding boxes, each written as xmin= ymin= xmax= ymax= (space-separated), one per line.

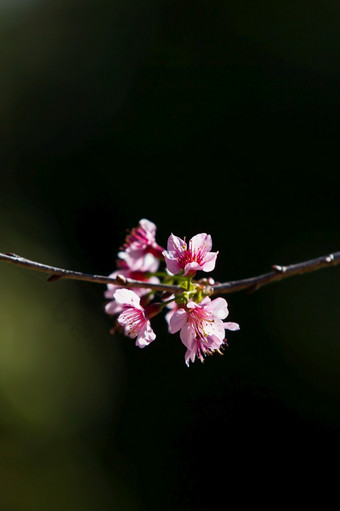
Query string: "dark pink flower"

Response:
xmin=169 ymin=296 xmax=239 ymax=366
xmin=163 ymin=233 xmax=218 ymax=277
xmin=120 ymin=219 xmax=164 ymax=271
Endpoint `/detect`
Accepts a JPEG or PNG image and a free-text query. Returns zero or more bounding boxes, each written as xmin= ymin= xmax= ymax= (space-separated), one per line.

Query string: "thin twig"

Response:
xmin=0 ymin=252 xmax=182 ymax=294
xmin=0 ymin=251 xmax=339 ymax=296
xmin=210 ymin=251 xmax=340 ymax=295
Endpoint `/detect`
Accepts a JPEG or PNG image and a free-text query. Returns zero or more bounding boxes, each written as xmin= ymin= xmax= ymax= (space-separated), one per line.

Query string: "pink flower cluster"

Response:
xmin=105 ymin=219 xmax=239 ymax=366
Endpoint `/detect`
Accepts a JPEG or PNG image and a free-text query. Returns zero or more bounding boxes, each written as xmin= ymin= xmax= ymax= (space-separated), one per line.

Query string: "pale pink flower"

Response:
xmin=113 ymin=289 xmax=156 ymax=348
xmin=163 ymin=233 xmax=218 ymax=277
xmin=120 ymin=219 xmax=164 ymax=271
xmin=169 ymin=296 xmax=239 ymax=366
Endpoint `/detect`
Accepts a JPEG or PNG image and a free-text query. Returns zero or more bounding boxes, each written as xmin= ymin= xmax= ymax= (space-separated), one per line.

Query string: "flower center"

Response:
xmin=178 ymin=241 xmax=206 ymax=269
xmin=188 ymin=308 xmax=214 ymax=342
xmin=125 ymin=226 xmax=150 ymax=248
xmin=121 ymin=307 xmax=146 ymax=338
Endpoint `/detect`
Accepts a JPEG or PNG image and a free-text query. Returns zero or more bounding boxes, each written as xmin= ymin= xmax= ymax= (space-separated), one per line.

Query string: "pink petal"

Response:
xmin=104 ymin=288 xmax=115 ymax=299
xmin=206 ymin=333 xmax=225 ymax=351
xmin=199 ymin=296 xmax=212 ymax=306
xmin=190 ymin=233 xmax=212 ymax=253
xmin=185 ymin=347 xmax=196 ymax=367
xmin=142 ymin=253 xmax=161 ymax=272
xmin=163 ymin=252 xmax=182 ymax=275
xmin=135 ymin=322 xmax=156 ymax=348
xmin=224 ymin=322 xmax=240 ymax=331
xmin=167 ymin=233 xmax=186 ymax=253
xmin=165 ymin=308 xmax=176 ymax=330
xmin=169 ymin=308 xmax=188 ymax=333
xmin=201 ymin=251 xmax=218 ymax=272
xmin=204 ymin=319 xmax=225 ymax=341
xmin=113 ymin=288 xmax=141 ymax=308
xmin=105 ymin=300 xmax=122 ymax=316
xmin=206 ymin=297 xmax=229 ymax=320
xmin=139 ymin=218 xmax=156 ymax=238
xmin=186 ymin=300 xmax=199 ymax=309
xmin=179 ymin=323 xmax=195 ymax=349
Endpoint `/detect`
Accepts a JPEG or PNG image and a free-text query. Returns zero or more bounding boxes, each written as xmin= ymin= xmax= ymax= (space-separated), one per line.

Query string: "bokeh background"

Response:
xmin=1 ymin=1 xmax=339 ymax=509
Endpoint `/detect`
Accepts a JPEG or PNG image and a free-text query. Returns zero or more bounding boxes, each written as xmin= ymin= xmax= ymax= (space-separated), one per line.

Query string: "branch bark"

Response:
xmin=0 ymin=251 xmax=339 ymax=296
xmin=211 ymin=252 xmax=340 ymax=295
xmin=0 ymin=252 xmax=182 ymax=294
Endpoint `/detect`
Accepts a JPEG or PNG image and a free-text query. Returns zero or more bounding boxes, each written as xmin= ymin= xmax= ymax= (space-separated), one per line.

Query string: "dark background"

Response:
xmin=1 ymin=1 xmax=339 ymax=509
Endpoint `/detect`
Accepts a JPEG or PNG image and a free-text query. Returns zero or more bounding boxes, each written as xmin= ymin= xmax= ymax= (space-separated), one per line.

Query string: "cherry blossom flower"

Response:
xmin=104 ymin=220 xmax=240 ymax=366
xmin=163 ymin=233 xmax=218 ymax=277
xmin=168 ymin=296 xmax=239 ymax=366
xmin=113 ymin=289 xmax=157 ymax=348
xmin=120 ymin=219 xmax=164 ymax=271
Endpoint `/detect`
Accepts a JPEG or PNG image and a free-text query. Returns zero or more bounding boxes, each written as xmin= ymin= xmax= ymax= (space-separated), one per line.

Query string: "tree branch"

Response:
xmin=0 ymin=250 xmax=339 ymax=296
xmin=0 ymin=252 xmax=182 ymax=294
xmin=210 ymin=251 xmax=340 ymax=295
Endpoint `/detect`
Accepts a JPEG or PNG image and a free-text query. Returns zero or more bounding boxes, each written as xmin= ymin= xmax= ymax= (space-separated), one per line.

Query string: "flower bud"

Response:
xmin=145 ymin=302 xmax=163 ymax=319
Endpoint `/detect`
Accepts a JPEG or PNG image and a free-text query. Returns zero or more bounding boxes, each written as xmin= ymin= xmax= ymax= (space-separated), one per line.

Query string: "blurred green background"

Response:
xmin=1 ymin=1 xmax=339 ymax=509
